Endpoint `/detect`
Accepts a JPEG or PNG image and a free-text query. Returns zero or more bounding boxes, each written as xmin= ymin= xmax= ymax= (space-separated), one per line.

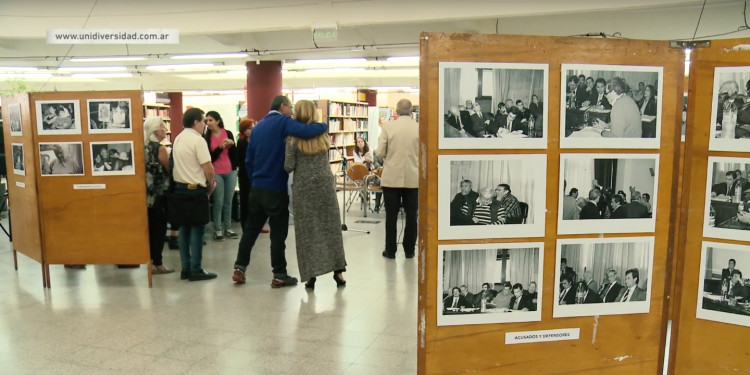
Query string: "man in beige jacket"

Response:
xmin=377 ymin=99 xmax=419 ymax=259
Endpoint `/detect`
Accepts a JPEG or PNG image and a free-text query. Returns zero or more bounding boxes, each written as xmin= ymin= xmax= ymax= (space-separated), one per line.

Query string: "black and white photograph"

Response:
xmin=8 ymin=103 xmax=22 ymax=136
xmin=438 ymin=154 xmax=547 ymax=240
xmin=560 ymin=64 xmax=663 ymax=149
xmin=558 ymin=153 xmax=659 ymax=235
xmin=438 ymin=242 xmax=544 ymax=326
xmin=36 ymin=100 xmax=82 ymax=135
xmin=439 ymin=62 xmax=548 ymax=149
xmin=554 ymin=237 xmax=653 ymax=318
xmin=703 ymin=156 xmax=750 ymax=242
xmin=697 ymin=241 xmax=750 ymax=328
xmin=87 ymin=99 xmax=132 ymax=134
xmin=39 ymin=142 xmax=84 ymax=176
xmin=11 ymin=143 xmax=24 ymax=176
xmin=90 ymin=141 xmax=135 ymax=176
xmin=709 ymin=67 xmax=750 ymax=151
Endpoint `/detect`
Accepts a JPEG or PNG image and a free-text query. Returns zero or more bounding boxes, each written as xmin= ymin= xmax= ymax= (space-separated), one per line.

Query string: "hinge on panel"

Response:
xmin=669 ymin=40 xmax=711 ymax=49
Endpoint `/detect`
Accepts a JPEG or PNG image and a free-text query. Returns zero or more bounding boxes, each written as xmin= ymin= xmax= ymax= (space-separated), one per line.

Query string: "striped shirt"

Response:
xmin=473 ymin=202 xmax=506 ymax=225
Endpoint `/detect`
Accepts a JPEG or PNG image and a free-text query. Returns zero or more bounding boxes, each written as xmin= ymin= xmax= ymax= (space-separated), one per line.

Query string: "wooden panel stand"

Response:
xmin=418 ymin=33 xmax=683 ymax=375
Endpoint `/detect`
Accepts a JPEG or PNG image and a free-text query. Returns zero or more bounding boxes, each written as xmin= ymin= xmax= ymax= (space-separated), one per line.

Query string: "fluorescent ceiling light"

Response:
xmin=304 ymin=68 xmax=366 ymax=73
xmin=171 ymin=53 xmax=248 ymax=60
xmin=386 ymin=56 xmax=419 ymax=63
xmin=71 ymin=56 xmax=146 ymax=62
xmin=58 ymin=66 xmax=127 ymax=72
xmin=146 ymin=63 xmax=214 ymax=71
xmin=0 ymin=66 xmax=39 ymax=72
xmin=293 ymin=58 xmax=366 ymax=66
xmin=0 ymin=73 xmax=52 ymax=79
xmin=367 ymin=86 xmax=412 ymax=91
xmin=71 ymin=73 xmax=133 ymax=78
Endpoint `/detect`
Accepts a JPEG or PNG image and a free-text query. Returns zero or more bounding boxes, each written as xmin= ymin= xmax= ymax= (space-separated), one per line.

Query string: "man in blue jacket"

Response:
xmin=232 ymin=96 xmax=328 ymax=287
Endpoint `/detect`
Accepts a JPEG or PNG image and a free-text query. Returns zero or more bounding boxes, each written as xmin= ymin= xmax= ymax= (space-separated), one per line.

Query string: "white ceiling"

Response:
xmin=0 ymin=0 xmax=748 ymax=92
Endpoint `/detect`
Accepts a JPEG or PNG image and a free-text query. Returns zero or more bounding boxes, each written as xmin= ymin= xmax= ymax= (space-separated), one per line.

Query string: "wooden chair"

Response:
xmin=342 ymin=162 xmax=369 ymax=213
xmin=364 ymin=167 xmax=384 ymax=214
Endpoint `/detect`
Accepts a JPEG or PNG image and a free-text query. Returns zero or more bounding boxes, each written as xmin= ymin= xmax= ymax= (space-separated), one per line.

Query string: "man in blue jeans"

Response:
xmin=232 ymin=96 xmax=328 ymax=287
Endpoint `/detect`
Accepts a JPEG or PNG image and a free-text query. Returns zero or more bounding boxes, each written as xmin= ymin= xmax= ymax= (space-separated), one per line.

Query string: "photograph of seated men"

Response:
xmin=707 ymin=160 xmax=750 ymax=231
xmin=698 ymin=243 xmax=750 ymax=327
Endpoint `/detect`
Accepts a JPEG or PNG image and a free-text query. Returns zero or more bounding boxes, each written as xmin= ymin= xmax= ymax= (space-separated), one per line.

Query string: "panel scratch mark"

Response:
xmin=592 ymin=315 xmax=599 ymax=344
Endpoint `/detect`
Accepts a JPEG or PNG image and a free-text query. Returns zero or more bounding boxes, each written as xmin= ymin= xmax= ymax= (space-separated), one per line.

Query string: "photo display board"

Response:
xmin=419 ymin=33 xmax=683 ymax=375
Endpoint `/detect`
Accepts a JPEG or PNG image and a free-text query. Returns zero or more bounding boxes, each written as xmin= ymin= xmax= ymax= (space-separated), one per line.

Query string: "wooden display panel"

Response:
xmin=671 ymin=38 xmax=750 ymax=375
xmin=418 ymin=33 xmax=683 ymax=375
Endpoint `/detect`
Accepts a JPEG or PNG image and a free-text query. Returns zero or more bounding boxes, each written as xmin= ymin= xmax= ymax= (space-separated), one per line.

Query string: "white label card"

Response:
xmin=15 ymin=182 xmax=25 ymax=188
xmin=73 ymin=184 xmax=106 ymax=190
xmin=505 ymin=328 xmax=580 ymax=345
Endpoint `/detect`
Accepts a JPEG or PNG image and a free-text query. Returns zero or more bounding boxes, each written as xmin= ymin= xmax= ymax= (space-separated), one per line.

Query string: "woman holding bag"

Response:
xmin=144 ymin=116 xmax=174 ymax=274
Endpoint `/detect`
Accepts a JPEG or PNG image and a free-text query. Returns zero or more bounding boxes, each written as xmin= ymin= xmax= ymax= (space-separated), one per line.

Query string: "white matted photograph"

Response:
xmin=560 ymin=64 xmax=663 ymax=149
xmin=697 ymin=241 xmax=750 ymax=327
xmin=11 ymin=143 xmax=24 ymax=176
xmin=438 ymin=154 xmax=547 ymax=240
xmin=703 ymin=156 xmax=750 ymax=241
xmin=8 ymin=103 xmax=22 ymax=136
xmin=439 ymin=62 xmax=548 ymax=149
xmin=90 ymin=141 xmax=135 ymax=176
xmin=438 ymin=242 xmax=544 ymax=326
xmin=36 ymin=100 xmax=82 ymax=135
xmin=554 ymin=237 xmax=654 ymax=318
xmin=87 ymin=99 xmax=132 ymax=134
xmin=709 ymin=67 xmax=750 ymax=151
xmin=39 ymin=142 xmax=84 ymax=176
xmin=558 ymin=153 xmax=659 ymax=235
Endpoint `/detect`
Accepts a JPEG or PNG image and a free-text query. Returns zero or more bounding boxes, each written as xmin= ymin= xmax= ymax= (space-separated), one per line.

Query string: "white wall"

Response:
xmin=708 ymin=247 xmax=750 ymax=278
xmin=615 ymin=159 xmax=655 ymax=198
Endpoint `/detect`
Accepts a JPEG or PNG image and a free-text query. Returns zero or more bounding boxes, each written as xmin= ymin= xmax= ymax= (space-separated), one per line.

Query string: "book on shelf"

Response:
xmin=144 ymin=107 xmax=170 ymax=118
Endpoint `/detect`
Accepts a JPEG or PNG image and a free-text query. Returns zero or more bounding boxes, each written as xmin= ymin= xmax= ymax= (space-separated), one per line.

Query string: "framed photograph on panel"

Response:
xmin=709 ymin=67 xmax=750 ymax=151
xmin=553 ymin=237 xmax=654 ymax=318
xmin=557 ymin=153 xmax=659 ymax=235
xmin=438 ymin=154 xmax=547 ymax=240
xmin=90 ymin=141 xmax=135 ymax=176
xmin=702 ymin=156 xmax=750 ymax=241
xmin=39 ymin=142 xmax=84 ymax=176
xmin=87 ymin=99 xmax=132 ymax=134
xmin=11 ymin=143 xmax=24 ymax=176
xmin=438 ymin=242 xmax=544 ymax=326
xmin=559 ymin=64 xmax=663 ymax=149
xmin=8 ymin=103 xmax=22 ymax=136
xmin=35 ymin=100 xmax=82 ymax=135
xmin=696 ymin=241 xmax=750 ymax=328
xmin=438 ymin=62 xmax=549 ymax=149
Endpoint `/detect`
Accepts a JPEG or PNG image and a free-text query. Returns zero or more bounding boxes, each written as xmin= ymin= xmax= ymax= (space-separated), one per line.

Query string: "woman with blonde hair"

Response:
xmin=143 ymin=116 xmax=174 ymax=274
xmin=284 ymin=100 xmax=347 ymax=289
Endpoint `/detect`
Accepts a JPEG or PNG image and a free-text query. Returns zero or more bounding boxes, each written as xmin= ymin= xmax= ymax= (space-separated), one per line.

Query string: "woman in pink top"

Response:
xmin=204 ymin=111 xmax=239 ymax=241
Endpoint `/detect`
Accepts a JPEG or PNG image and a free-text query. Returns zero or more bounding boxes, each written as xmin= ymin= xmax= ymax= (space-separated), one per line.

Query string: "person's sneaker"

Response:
xmin=189 ymin=269 xmax=217 ymax=281
xmin=232 ymin=268 xmax=246 ymax=284
xmin=382 ymin=251 xmax=396 ymax=259
xmin=224 ymin=229 xmax=239 ymax=239
xmin=271 ymin=275 xmax=298 ymax=288
xmin=214 ymin=231 xmax=224 ymax=241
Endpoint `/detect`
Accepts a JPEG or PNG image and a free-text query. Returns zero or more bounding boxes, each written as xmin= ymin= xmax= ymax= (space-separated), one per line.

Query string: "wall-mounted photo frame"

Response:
xmin=438 ymin=242 xmax=544 ymax=326
xmin=87 ymin=99 xmax=132 ymax=134
xmin=559 ymin=64 xmax=663 ymax=149
xmin=558 ymin=153 xmax=659 ymax=235
xmin=39 ymin=142 xmax=84 ymax=176
xmin=696 ymin=241 xmax=750 ymax=328
xmin=11 ymin=143 xmax=24 ymax=176
xmin=8 ymin=103 xmax=22 ymax=136
xmin=439 ymin=62 xmax=549 ymax=149
xmin=553 ymin=237 xmax=654 ymax=318
xmin=36 ymin=100 xmax=82 ymax=136
xmin=703 ymin=156 xmax=750 ymax=241
xmin=709 ymin=66 xmax=750 ymax=151
xmin=438 ymin=154 xmax=547 ymax=240
xmin=90 ymin=141 xmax=135 ymax=176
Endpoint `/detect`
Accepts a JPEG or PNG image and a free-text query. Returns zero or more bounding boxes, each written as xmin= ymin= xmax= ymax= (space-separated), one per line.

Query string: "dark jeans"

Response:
xmin=147 ymin=197 xmax=168 ymax=266
xmin=238 ymin=177 xmax=250 ymax=230
xmin=382 ymin=187 xmax=418 ymax=256
xmin=234 ymin=187 xmax=290 ymax=278
xmin=175 ymin=186 xmax=208 ymax=272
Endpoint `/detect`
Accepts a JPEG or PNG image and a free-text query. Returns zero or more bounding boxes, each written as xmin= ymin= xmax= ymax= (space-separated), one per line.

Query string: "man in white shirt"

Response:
xmin=616 ymin=268 xmax=647 ymax=302
xmin=172 ymin=107 xmax=217 ymax=282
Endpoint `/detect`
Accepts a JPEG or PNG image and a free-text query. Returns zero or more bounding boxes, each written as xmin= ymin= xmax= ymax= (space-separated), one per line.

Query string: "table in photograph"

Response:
xmin=565 ymin=106 xmax=657 ymax=138
xmin=443 ymin=307 xmax=517 ymax=315
xmin=702 ymin=293 xmax=750 ymax=316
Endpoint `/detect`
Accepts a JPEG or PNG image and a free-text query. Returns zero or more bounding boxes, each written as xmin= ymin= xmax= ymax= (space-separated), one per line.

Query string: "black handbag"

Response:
xmin=165 ymin=149 xmax=210 ymax=226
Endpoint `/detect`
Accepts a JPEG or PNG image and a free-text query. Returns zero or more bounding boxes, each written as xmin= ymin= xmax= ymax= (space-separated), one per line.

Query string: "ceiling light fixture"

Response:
xmin=293 ymin=58 xmax=367 ymax=66
xmin=58 ymin=66 xmax=127 ymax=72
xmin=71 ymin=73 xmax=134 ymax=78
xmin=145 ymin=63 xmax=215 ymax=71
xmin=0 ymin=73 xmax=52 ymax=78
xmin=171 ymin=53 xmax=249 ymax=60
xmin=386 ymin=56 xmax=420 ymax=63
xmin=70 ymin=56 xmax=146 ymax=62
xmin=0 ymin=66 xmax=39 ymax=72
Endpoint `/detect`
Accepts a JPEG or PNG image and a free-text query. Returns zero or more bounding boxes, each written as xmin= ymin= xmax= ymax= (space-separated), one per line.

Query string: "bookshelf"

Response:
xmin=143 ymin=103 xmax=172 ymax=146
xmin=316 ymin=99 xmax=369 ymax=174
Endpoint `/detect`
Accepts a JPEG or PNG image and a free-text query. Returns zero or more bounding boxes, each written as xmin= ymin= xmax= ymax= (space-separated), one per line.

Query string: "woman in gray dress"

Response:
xmin=284 ymin=100 xmax=347 ymax=289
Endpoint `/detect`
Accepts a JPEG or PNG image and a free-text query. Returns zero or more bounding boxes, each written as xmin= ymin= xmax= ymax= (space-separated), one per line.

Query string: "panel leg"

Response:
xmin=148 ymin=261 xmax=153 ymax=288
xmin=13 ymin=250 xmax=17 ymax=270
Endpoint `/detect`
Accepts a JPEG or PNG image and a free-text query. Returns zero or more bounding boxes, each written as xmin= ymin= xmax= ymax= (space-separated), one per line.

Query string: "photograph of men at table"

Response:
xmin=711 ymin=69 xmax=750 ymax=141
xmin=442 ymin=64 xmax=545 ymax=139
xmin=562 ymin=66 xmax=660 ymax=141
xmin=441 ymin=247 xmax=540 ymax=321
xmin=705 ymin=159 xmax=750 ymax=233
xmin=698 ymin=243 xmax=750 ymax=326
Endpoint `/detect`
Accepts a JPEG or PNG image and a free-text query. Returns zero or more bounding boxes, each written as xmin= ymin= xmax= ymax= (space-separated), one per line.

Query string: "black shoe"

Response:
xmin=189 ymin=269 xmax=217 ymax=281
xmin=305 ymin=277 xmax=316 ymax=289
xmin=181 ymin=270 xmax=190 ymax=280
xmin=405 ymin=253 xmax=415 ymax=259
xmin=382 ymin=251 xmax=395 ymax=259
xmin=333 ymin=272 xmax=346 ymax=287
xmin=271 ymin=275 xmax=298 ymax=288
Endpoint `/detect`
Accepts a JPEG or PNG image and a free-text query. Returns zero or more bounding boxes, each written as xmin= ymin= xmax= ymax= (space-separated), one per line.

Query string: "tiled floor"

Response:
xmin=0 ymin=202 xmax=418 ymax=375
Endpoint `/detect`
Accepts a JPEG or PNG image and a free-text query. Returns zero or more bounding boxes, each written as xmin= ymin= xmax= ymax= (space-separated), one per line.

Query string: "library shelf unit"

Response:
xmin=316 ymin=99 xmax=369 ymax=173
xmin=143 ymin=103 xmax=172 ymax=146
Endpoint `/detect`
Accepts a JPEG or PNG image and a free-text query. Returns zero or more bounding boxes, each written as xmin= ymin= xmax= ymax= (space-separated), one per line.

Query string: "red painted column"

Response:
xmin=246 ymin=61 xmax=282 ymax=122
xmin=168 ymin=92 xmax=183 ymax=140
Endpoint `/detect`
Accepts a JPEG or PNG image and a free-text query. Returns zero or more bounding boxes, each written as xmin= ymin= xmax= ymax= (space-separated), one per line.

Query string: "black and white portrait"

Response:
xmin=8 ymin=103 xmax=22 ymax=136
xmin=439 ymin=62 xmax=548 ymax=149
xmin=87 ymin=99 xmax=132 ymax=134
xmin=438 ymin=242 xmax=544 ymax=326
xmin=36 ymin=100 xmax=82 ymax=135
xmin=11 ymin=143 xmax=24 ymax=176
xmin=554 ymin=237 xmax=653 ymax=318
xmin=90 ymin=141 xmax=135 ymax=176
xmin=697 ymin=241 xmax=750 ymax=328
xmin=709 ymin=67 xmax=750 ymax=151
xmin=438 ymin=154 xmax=547 ymax=240
xmin=558 ymin=153 xmax=659 ymax=234
xmin=703 ymin=156 xmax=750 ymax=241
xmin=560 ymin=64 xmax=663 ymax=149
xmin=39 ymin=142 xmax=84 ymax=176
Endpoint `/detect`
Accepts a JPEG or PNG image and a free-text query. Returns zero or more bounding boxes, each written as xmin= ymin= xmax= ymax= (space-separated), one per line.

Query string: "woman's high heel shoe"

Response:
xmin=305 ymin=277 xmax=316 ymax=289
xmin=333 ymin=272 xmax=346 ymax=287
